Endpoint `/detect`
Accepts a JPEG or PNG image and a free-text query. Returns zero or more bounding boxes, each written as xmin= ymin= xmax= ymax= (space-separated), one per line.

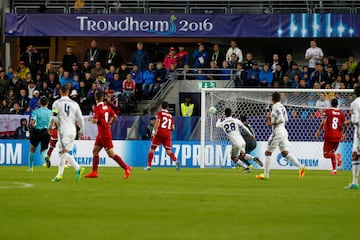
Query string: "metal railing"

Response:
xmin=143 ymin=67 xmax=237 ymax=114
xmin=143 ymin=71 xmax=178 ymax=114
xmin=9 ymin=1 xmax=360 ymax=14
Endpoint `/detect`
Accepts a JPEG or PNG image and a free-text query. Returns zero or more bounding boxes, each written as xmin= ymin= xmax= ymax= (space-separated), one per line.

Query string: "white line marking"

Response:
xmin=0 ymin=182 xmax=34 ymax=189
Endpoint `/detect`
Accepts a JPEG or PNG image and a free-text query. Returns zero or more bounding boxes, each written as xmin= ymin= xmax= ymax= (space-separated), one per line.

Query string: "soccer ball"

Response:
xmin=209 ymin=106 xmax=217 ymax=114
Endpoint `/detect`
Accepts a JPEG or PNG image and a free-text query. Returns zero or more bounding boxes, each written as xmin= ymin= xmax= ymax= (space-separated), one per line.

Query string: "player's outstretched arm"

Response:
xmin=342 ymin=121 xmax=349 ymax=141
xmin=152 ymin=119 xmax=160 ymax=137
xmin=315 ymin=119 xmax=325 ymax=138
xmin=215 ymin=115 xmax=222 ymax=128
xmin=76 ymin=106 xmax=85 ymax=136
xmin=108 ymin=114 xmax=117 ymax=127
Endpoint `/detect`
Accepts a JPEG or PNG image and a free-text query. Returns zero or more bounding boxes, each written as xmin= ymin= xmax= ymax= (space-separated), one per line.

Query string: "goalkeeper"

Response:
xmin=216 ymin=108 xmax=263 ymax=172
xmin=233 ymin=115 xmax=263 ymax=172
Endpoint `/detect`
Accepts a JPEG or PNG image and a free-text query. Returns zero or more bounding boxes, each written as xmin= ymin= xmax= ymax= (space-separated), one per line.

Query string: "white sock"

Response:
xmin=244 ymin=154 xmax=254 ymax=161
xmin=286 ymin=153 xmax=302 ymax=169
xmin=57 ymin=154 xmax=65 ymax=176
xmin=63 ymin=152 xmax=80 ymax=171
xmin=352 ymin=161 xmax=360 ymax=185
xmin=264 ymin=155 xmax=271 ymax=178
xmin=236 ymin=160 xmax=247 ymax=168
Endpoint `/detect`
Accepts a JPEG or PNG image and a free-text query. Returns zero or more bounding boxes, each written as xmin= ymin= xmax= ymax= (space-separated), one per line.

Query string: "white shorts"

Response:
xmin=58 ymin=132 xmax=76 ymax=152
xmin=266 ymin=130 xmax=290 ymax=153
xmin=231 ymin=138 xmax=246 ymax=158
xmin=353 ymin=128 xmax=360 ymax=154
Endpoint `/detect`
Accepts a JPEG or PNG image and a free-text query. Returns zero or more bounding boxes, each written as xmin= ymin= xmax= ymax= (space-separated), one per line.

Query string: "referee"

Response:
xmin=27 ymin=96 xmax=52 ymax=171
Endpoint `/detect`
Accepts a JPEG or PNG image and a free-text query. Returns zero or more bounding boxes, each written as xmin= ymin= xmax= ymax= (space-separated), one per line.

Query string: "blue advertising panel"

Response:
xmin=0 ymin=140 xmax=41 ymax=166
xmin=0 ymin=140 xmax=353 ymax=170
xmin=5 ymin=13 xmax=360 ymax=38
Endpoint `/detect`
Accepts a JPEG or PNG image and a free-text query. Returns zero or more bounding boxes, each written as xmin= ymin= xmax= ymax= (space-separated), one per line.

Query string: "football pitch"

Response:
xmin=0 ymin=167 xmax=359 ymax=240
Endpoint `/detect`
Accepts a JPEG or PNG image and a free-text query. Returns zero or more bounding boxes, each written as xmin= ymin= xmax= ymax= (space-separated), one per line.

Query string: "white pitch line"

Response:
xmin=0 ymin=182 xmax=34 ymax=189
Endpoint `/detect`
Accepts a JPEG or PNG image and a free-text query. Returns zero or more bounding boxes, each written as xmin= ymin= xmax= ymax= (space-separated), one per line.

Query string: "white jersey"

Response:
xmin=271 ymin=102 xmax=288 ymax=132
xmin=50 ymin=96 xmax=84 ymax=136
xmin=305 ymin=47 xmax=324 ymax=68
xmin=226 ymin=47 xmax=243 ymax=63
xmin=267 ymin=101 xmax=290 ymax=152
xmin=351 ymin=97 xmax=360 ymax=153
xmin=216 ymin=116 xmax=252 ymax=143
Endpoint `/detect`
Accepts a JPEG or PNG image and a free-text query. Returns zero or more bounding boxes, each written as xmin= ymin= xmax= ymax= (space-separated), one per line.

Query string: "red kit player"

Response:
xmin=85 ymin=90 xmax=131 ymax=179
xmin=316 ymin=98 xmax=347 ymax=175
xmin=145 ymin=101 xmax=179 ymax=170
xmin=45 ymin=109 xmax=59 ymax=168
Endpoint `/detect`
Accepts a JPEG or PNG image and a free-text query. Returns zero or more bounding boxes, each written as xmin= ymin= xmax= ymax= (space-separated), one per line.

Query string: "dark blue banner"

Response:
xmin=4 ymin=13 xmax=360 ymax=38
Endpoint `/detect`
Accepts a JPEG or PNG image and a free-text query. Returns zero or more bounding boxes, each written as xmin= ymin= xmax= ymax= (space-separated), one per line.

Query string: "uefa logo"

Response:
xmin=70 ymin=144 xmax=77 ymax=157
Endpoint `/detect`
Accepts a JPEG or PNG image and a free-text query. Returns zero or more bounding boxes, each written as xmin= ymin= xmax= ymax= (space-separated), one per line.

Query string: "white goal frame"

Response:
xmin=200 ymin=88 xmax=354 ymax=168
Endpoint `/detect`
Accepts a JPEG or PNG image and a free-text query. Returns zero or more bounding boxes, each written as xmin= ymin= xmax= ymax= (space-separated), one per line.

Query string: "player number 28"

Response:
xmin=224 ymin=123 xmax=236 ymax=133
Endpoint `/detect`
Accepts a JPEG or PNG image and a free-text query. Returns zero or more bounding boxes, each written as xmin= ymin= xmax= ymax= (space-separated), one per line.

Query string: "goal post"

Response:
xmin=200 ymin=88 xmax=354 ymax=170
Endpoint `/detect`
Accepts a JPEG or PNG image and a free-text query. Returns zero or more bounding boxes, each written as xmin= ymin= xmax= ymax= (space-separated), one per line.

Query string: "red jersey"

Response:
xmin=163 ymin=54 xmax=178 ymax=70
xmin=156 ymin=109 xmax=174 ymax=137
xmin=323 ymin=108 xmax=345 ymax=142
xmin=94 ymin=102 xmax=115 ymax=137
xmin=122 ymin=79 xmax=136 ymax=92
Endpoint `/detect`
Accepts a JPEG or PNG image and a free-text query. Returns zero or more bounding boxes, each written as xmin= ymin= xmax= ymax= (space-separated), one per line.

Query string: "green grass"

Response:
xmin=0 ymin=167 xmax=359 ymax=240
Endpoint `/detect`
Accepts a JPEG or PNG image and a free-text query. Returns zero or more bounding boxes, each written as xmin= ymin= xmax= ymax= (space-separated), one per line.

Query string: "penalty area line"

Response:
xmin=0 ymin=182 xmax=34 ymax=189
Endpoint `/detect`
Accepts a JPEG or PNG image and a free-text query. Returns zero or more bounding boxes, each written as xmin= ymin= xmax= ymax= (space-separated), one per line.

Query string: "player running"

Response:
xmin=27 ymin=96 xmax=52 ymax=171
xmin=216 ymin=108 xmax=263 ymax=171
xmin=256 ymin=92 xmax=306 ymax=180
xmin=85 ymin=90 xmax=131 ymax=179
xmin=315 ymin=98 xmax=347 ymax=175
xmin=44 ymin=109 xmax=59 ymax=168
xmin=145 ymin=101 xmax=179 ymax=170
xmin=49 ymin=84 xmax=85 ymax=182
xmin=344 ymin=86 xmax=360 ymax=189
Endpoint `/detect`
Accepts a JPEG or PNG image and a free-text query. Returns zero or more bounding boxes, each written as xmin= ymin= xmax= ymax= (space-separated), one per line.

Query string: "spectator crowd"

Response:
xmin=0 ymin=39 xmax=359 ymax=116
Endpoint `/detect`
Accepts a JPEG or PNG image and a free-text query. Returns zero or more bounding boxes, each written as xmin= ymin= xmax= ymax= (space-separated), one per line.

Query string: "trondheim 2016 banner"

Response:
xmin=4 ymin=13 xmax=360 ymax=38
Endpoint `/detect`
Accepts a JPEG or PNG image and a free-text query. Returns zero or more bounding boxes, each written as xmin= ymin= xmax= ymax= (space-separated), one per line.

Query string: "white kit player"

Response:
xmin=256 ymin=92 xmax=306 ymax=180
xmin=216 ymin=108 xmax=263 ymax=171
xmin=49 ymin=84 xmax=85 ymax=182
xmin=344 ymin=86 xmax=360 ymax=190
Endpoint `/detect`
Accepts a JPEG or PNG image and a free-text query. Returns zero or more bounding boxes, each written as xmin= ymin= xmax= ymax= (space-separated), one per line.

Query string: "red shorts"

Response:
xmin=50 ymin=129 xmax=58 ymax=140
xmin=151 ymin=134 xmax=172 ymax=150
xmin=323 ymin=141 xmax=339 ymax=153
xmin=95 ymin=135 xmax=113 ymax=150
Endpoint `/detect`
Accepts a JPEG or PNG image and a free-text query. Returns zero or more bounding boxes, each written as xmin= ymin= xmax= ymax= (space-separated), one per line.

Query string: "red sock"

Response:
xmin=47 ymin=146 xmax=54 ymax=156
xmin=169 ymin=152 xmax=177 ymax=162
xmin=331 ymin=157 xmax=337 ymax=171
xmin=113 ymin=154 xmax=128 ymax=169
xmin=325 ymin=152 xmax=336 ymax=171
xmin=148 ymin=152 xmax=154 ymax=167
xmin=92 ymin=155 xmax=99 ymax=172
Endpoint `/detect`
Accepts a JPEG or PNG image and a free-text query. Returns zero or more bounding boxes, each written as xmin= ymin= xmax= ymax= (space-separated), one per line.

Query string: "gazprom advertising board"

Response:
xmin=0 ymin=140 xmax=352 ymax=170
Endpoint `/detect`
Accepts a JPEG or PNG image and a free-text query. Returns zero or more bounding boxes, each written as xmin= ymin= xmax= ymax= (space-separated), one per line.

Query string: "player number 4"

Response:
xmin=64 ymin=104 xmax=70 ymax=116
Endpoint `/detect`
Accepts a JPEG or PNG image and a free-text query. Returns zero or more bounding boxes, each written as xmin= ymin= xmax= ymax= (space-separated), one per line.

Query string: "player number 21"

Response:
xmin=161 ymin=117 xmax=172 ymax=129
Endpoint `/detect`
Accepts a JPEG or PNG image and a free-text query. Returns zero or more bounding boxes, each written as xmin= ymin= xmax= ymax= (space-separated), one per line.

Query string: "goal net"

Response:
xmin=200 ymin=88 xmax=354 ymax=170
